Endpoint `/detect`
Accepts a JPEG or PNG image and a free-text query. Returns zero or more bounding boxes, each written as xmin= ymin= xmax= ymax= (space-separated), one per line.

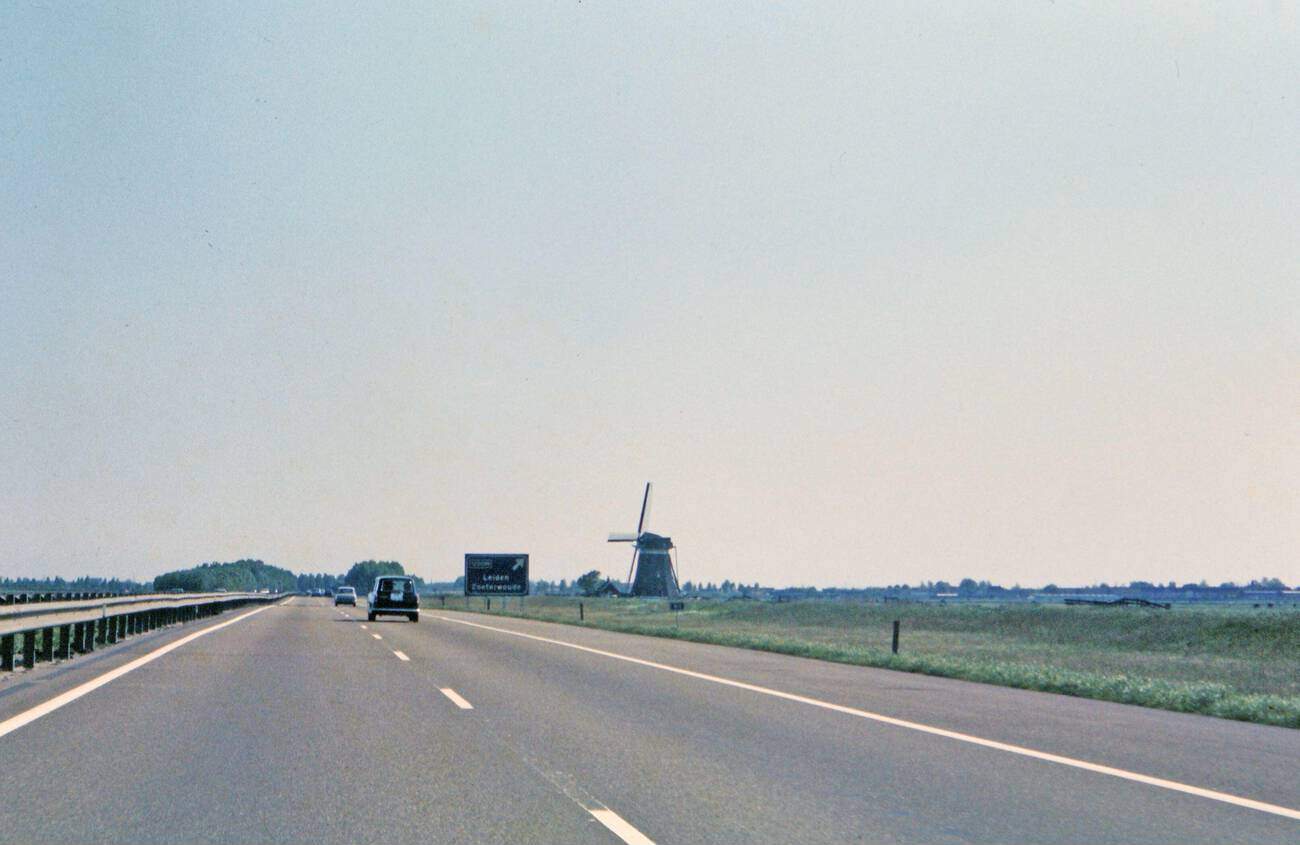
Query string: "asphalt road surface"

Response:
xmin=0 ymin=597 xmax=1296 ymax=843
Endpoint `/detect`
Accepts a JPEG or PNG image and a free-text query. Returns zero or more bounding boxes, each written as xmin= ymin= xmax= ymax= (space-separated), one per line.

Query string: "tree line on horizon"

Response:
xmin=0 ymin=575 xmax=149 ymax=594
xmin=150 ymin=559 xmax=424 ymax=594
xmin=4 ymin=564 xmax=1290 ymax=598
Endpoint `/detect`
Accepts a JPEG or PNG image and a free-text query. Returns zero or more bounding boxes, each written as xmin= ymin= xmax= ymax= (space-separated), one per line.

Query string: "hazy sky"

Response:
xmin=3 ymin=2 xmax=1297 ymax=588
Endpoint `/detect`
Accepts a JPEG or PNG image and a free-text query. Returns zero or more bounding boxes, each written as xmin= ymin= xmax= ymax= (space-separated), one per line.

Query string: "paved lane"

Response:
xmin=1 ymin=597 xmax=1296 ymax=843
xmin=360 ymin=606 xmax=1300 ymax=844
xmin=0 ymin=598 xmax=621 ymax=844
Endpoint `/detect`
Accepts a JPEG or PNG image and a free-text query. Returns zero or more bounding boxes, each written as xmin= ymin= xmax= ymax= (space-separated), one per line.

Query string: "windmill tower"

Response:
xmin=608 ymin=482 xmax=680 ymax=597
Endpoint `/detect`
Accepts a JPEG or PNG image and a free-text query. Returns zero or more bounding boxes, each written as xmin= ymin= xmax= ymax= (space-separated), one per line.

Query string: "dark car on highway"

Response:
xmin=367 ymin=576 xmax=418 ymax=622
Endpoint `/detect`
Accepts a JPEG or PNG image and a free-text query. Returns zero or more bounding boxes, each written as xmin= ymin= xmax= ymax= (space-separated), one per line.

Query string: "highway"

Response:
xmin=0 ymin=596 xmax=1296 ymax=844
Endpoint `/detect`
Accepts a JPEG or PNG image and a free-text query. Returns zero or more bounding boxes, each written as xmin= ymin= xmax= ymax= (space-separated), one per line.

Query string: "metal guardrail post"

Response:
xmin=39 ymin=626 xmax=54 ymax=663
xmin=1 ymin=634 xmax=13 ymax=671
xmin=59 ymin=624 xmax=72 ymax=659
xmin=22 ymin=632 xmax=36 ymax=668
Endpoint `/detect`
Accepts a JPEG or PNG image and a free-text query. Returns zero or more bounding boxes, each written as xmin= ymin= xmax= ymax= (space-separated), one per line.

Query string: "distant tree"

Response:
xmin=575 ymin=570 xmax=603 ymax=596
xmin=154 ymin=559 xmax=296 ymax=593
xmin=343 ymin=561 xmax=405 ymax=592
xmin=1247 ymin=577 xmax=1286 ymax=591
xmin=957 ymin=578 xmax=979 ymax=595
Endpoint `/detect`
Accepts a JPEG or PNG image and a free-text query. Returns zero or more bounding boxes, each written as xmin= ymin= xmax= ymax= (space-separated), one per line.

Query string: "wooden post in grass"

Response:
xmin=579 ymin=602 xmax=584 ymax=621
xmin=892 ymin=620 xmax=900 ymax=655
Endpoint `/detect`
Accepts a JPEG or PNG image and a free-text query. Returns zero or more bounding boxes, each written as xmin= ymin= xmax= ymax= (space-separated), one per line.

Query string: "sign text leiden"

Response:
xmin=464 ymin=553 xmax=529 ymax=596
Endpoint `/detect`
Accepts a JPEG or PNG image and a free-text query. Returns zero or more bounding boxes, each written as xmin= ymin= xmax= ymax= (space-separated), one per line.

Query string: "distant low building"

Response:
xmin=594 ymin=579 xmax=624 ymax=597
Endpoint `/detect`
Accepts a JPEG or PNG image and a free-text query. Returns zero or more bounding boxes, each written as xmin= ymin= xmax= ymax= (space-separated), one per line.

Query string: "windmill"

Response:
xmin=607 ymin=482 xmax=680 ymax=597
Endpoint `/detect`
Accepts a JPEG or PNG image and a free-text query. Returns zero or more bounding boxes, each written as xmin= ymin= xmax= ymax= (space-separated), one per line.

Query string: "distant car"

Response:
xmin=367 ymin=576 xmax=418 ymax=622
xmin=334 ymin=586 xmax=357 ymax=606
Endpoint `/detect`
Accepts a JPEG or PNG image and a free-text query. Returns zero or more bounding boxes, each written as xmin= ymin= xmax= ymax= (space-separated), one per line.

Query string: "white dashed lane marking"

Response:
xmin=440 ymin=688 xmax=472 ymax=709
xmin=589 ymin=808 xmax=655 ymax=844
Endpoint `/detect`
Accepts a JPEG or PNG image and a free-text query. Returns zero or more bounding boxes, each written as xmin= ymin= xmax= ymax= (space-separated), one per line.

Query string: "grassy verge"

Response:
xmin=433 ymin=596 xmax=1300 ymax=728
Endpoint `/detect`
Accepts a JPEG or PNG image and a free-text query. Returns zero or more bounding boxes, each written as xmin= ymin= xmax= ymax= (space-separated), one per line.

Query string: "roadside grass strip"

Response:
xmin=451 ymin=599 xmax=1300 ymax=728
xmin=437 ymin=614 xmax=1300 ymax=822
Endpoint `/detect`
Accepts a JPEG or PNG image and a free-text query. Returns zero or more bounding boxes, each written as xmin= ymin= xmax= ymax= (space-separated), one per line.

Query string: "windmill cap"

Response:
xmin=637 ymin=532 xmax=674 ymax=550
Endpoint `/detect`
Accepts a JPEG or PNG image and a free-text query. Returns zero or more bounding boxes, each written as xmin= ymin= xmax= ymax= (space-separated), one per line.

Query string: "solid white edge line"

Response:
xmin=393 ymin=650 xmax=410 ymax=662
xmin=440 ymin=688 xmax=473 ymax=709
xmin=434 ymin=615 xmax=1300 ymax=822
xmin=589 ymin=808 xmax=655 ymax=845
xmin=0 ymin=603 xmax=280 ymax=741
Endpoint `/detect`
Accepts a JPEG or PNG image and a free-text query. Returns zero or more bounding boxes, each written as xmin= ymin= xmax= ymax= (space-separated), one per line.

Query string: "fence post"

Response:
xmin=486 ymin=597 xmax=491 ymax=612
xmin=579 ymin=602 xmax=584 ymax=621
xmin=891 ymin=619 xmax=900 ymax=655
xmin=40 ymin=627 xmax=54 ymax=663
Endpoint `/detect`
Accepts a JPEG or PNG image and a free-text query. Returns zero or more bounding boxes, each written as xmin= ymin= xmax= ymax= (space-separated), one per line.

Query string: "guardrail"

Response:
xmin=0 ymin=592 xmax=282 ymax=623
xmin=0 ymin=591 xmax=134 ymax=606
xmin=0 ymin=593 xmax=287 ymax=674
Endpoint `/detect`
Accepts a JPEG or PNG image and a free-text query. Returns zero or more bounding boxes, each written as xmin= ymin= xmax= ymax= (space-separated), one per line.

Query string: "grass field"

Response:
xmin=435 ymin=595 xmax=1300 ymax=728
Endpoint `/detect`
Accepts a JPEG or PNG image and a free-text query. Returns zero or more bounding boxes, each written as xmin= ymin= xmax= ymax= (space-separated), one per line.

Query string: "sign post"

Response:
xmin=464 ymin=554 xmax=529 ymax=597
